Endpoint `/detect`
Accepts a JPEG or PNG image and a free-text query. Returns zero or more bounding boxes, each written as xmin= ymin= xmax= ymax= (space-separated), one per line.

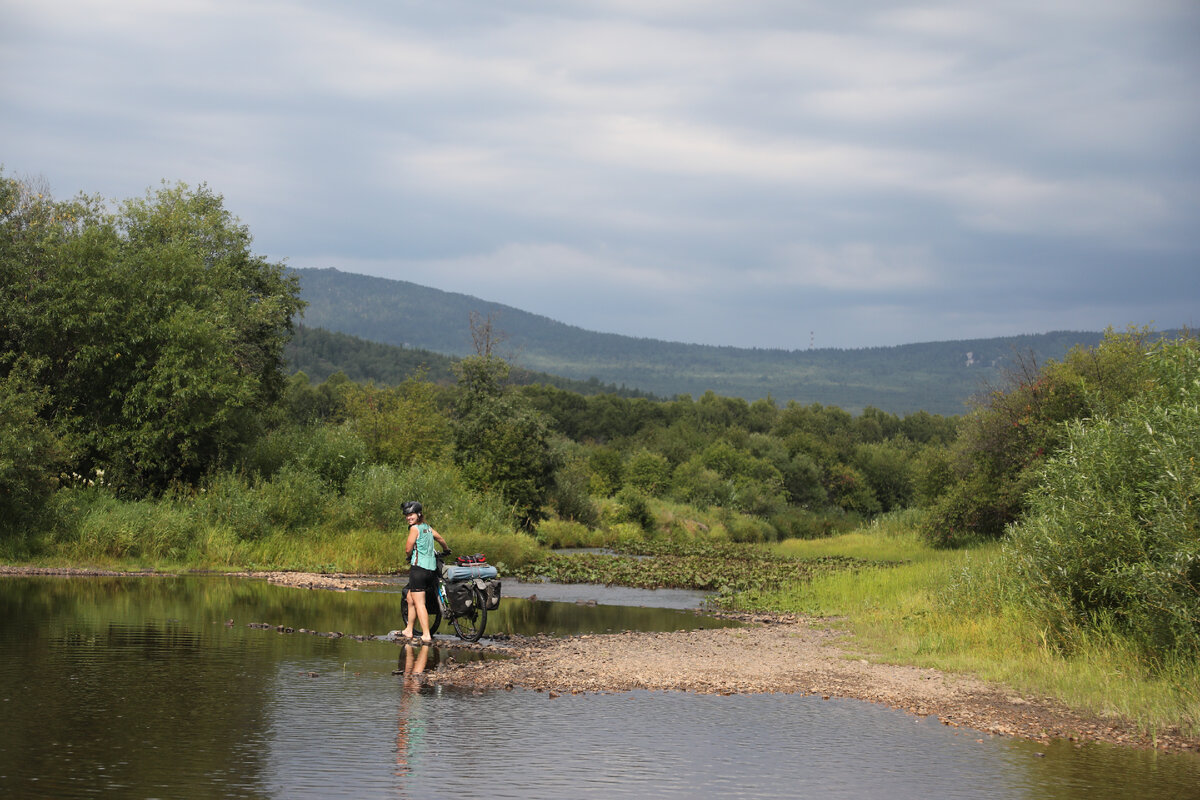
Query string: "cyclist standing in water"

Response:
xmin=399 ymin=501 xmax=449 ymax=643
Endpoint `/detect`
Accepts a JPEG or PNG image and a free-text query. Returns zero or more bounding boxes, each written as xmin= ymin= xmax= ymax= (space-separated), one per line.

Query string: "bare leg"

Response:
xmin=401 ymin=591 xmax=417 ymax=638
xmin=412 ymin=590 xmax=433 ymax=643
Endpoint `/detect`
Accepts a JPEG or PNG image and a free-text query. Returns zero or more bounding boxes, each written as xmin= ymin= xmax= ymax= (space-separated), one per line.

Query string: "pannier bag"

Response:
xmin=474 ymin=577 xmax=501 ymax=611
xmin=445 ymin=581 xmax=476 ymax=615
xmin=456 ymin=553 xmax=488 ymax=565
xmin=442 ymin=563 xmax=498 ymax=582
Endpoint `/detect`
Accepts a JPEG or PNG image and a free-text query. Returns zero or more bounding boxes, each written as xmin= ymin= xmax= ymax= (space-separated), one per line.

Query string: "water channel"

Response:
xmin=2 ymin=575 xmax=1197 ymax=799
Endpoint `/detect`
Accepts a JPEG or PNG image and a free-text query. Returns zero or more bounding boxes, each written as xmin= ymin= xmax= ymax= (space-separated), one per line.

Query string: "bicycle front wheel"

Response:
xmin=451 ymin=597 xmax=487 ymax=642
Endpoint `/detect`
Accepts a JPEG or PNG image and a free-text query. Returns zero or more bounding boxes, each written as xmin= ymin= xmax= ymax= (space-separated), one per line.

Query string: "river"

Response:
xmin=1 ymin=575 xmax=1196 ymax=799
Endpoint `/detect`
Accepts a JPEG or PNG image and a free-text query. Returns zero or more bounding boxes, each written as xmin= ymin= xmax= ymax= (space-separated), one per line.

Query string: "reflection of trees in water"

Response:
xmin=395 ymin=644 xmax=436 ymax=777
xmin=0 ymin=577 xmax=273 ymax=792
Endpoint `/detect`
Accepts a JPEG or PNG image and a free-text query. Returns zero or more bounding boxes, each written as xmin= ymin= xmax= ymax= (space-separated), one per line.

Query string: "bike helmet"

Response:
xmin=401 ymin=500 xmax=423 ymax=515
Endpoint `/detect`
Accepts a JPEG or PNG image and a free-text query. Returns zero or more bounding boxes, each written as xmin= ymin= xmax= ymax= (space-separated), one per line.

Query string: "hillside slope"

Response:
xmin=293 ymin=267 xmax=1113 ymax=415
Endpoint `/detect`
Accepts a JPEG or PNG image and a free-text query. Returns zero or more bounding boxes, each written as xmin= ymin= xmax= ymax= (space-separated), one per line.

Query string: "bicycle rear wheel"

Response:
xmin=450 ymin=594 xmax=486 ymax=642
xmin=400 ymin=587 xmax=441 ymax=636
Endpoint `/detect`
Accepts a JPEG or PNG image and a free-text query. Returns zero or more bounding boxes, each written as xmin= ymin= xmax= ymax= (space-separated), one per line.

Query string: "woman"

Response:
xmin=399 ymin=500 xmax=449 ymax=643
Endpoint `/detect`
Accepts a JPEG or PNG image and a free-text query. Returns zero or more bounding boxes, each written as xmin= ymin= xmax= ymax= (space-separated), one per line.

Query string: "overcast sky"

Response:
xmin=4 ymin=1 xmax=1197 ymax=349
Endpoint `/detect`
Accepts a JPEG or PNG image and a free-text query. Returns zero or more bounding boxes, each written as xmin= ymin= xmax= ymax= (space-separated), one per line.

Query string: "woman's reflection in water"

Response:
xmin=395 ymin=644 xmax=437 ymax=777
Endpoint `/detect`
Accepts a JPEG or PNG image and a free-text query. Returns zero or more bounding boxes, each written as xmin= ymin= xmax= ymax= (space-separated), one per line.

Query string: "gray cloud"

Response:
xmin=3 ymin=0 xmax=1197 ymax=348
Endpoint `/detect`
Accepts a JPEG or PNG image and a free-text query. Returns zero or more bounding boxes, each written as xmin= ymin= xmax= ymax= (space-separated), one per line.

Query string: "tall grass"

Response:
xmin=30 ymin=458 xmax=531 ymax=572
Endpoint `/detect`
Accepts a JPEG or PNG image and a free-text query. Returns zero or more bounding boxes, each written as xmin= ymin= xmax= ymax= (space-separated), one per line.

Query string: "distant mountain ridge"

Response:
xmin=291 ymin=267 xmax=1125 ymax=415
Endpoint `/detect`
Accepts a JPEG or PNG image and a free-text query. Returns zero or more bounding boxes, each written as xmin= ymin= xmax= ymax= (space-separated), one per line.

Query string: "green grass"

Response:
xmin=731 ymin=511 xmax=1199 ymax=739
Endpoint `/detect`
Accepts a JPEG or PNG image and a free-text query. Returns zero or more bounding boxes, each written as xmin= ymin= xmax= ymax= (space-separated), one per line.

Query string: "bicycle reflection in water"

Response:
xmin=395 ymin=643 xmax=439 ymax=777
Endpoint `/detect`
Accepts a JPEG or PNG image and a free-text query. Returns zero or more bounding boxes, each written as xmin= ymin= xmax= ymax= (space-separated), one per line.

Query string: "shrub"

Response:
xmin=549 ymin=455 xmax=600 ymax=527
xmin=194 ymin=471 xmax=272 ymax=541
xmin=240 ymin=422 xmax=369 ymax=490
xmin=769 ymin=508 xmax=844 ymax=540
xmin=853 ymin=439 xmax=915 ymax=512
xmin=823 ymin=463 xmax=881 ymax=516
xmin=920 ymin=328 xmax=1159 ymax=545
xmin=535 ymin=518 xmax=603 ymax=548
xmin=255 ymin=463 xmax=334 ymax=532
xmin=615 ymin=486 xmax=655 ymax=532
xmin=625 ymin=450 xmax=671 ymax=497
xmin=671 ymin=457 xmax=731 ymax=507
xmin=723 ymin=511 xmax=774 ymax=543
xmin=0 ymin=366 xmax=70 ymax=534
xmin=342 ymin=463 xmax=410 ymax=530
xmin=587 ymin=446 xmax=624 ymax=496
xmin=389 ymin=460 xmax=515 ymax=535
xmin=1005 ymin=337 xmax=1200 ymax=659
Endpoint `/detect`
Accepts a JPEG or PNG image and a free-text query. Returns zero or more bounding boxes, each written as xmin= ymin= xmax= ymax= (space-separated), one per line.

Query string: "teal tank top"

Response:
xmin=410 ymin=523 xmax=436 ymax=570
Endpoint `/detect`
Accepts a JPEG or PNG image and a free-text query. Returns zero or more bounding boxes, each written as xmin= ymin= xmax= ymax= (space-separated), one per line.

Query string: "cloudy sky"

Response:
xmin=4 ymin=1 xmax=1197 ymax=349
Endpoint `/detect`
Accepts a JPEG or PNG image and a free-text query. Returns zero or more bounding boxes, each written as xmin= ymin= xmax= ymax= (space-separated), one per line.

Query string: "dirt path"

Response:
xmin=5 ymin=566 xmax=1196 ymax=752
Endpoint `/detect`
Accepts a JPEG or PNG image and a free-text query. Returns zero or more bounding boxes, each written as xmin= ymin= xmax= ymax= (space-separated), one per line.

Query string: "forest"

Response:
xmin=2 ymin=173 xmax=1198 ymax=734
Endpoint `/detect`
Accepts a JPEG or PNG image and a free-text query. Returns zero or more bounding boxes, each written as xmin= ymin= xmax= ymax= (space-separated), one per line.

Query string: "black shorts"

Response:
xmin=407 ymin=564 xmax=438 ymax=594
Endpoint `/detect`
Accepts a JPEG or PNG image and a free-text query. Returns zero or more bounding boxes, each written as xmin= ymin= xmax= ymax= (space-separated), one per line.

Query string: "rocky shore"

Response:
xmin=428 ymin=615 xmax=1200 ymax=753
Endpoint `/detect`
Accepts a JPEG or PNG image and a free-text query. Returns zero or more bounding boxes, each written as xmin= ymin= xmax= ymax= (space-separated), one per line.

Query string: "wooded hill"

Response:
xmin=285 ymin=324 xmax=660 ymax=400
xmin=292 ymin=267 xmax=1119 ymax=416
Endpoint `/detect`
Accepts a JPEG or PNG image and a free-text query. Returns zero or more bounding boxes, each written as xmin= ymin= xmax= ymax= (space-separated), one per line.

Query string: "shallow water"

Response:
xmin=1 ymin=575 xmax=1197 ymax=799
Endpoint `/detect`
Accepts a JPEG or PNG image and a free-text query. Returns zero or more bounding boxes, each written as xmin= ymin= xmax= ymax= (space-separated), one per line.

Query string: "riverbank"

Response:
xmin=428 ymin=614 xmax=1199 ymax=754
xmin=4 ymin=565 xmax=1195 ymax=753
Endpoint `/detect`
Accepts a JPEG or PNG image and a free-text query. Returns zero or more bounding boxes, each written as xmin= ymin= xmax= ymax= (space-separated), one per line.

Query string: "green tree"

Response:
xmin=625 ymin=449 xmax=671 ymax=497
xmin=0 ymin=175 xmax=303 ymax=493
xmin=341 ymin=374 xmax=450 ymax=467
xmin=920 ymin=329 xmax=1156 ymax=546
xmin=853 ymin=438 xmax=916 ymax=512
xmin=452 ymin=355 xmax=555 ymax=530
xmin=0 ymin=364 xmax=70 ymax=534
xmin=587 ymin=446 xmax=624 ymax=496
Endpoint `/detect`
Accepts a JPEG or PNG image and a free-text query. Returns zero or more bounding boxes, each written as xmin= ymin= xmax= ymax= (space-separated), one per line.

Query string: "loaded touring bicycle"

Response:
xmin=401 ymin=551 xmax=501 ymax=642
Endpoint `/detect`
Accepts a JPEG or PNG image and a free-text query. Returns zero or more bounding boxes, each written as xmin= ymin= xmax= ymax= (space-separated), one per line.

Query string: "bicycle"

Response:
xmin=400 ymin=550 xmax=488 ymax=642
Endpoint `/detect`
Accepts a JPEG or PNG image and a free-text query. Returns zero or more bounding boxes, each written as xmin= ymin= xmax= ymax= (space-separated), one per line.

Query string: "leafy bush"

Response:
xmin=549 ymin=454 xmax=600 ymax=527
xmin=615 ymin=486 xmax=655 ymax=531
xmin=255 ymin=463 xmax=334 ymax=532
xmin=386 ymin=460 xmax=515 ymax=535
xmin=670 ymin=457 xmax=732 ymax=508
xmin=625 ymin=449 xmax=671 ymax=496
xmin=341 ymin=377 xmax=450 ymax=467
xmin=852 ymin=439 xmax=915 ymax=512
xmin=0 ymin=366 xmax=70 ymax=534
xmin=194 ymin=471 xmax=272 ymax=541
xmin=342 ymin=463 xmax=410 ymax=530
xmin=240 ymin=422 xmax=369 ymax=489
xmin=920 ymin=328 xmax=1161 ymax=546
xmin=727 ymin=515 xmax=773 ymax=543
xmin=769 ymin=508 xmax=848 ymax=540
xmin=823 ymin=463 xmax=881 ymax=516
xmin=535 ymin=518 xmax=604 ymax=548
xmin=1005 ymin=337 xmax=1200 ymax=659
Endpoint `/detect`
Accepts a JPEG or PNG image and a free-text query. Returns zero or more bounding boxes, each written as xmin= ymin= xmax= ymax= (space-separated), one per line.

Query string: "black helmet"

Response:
xmin=401 ymin=501 xmax=423 ymax=515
